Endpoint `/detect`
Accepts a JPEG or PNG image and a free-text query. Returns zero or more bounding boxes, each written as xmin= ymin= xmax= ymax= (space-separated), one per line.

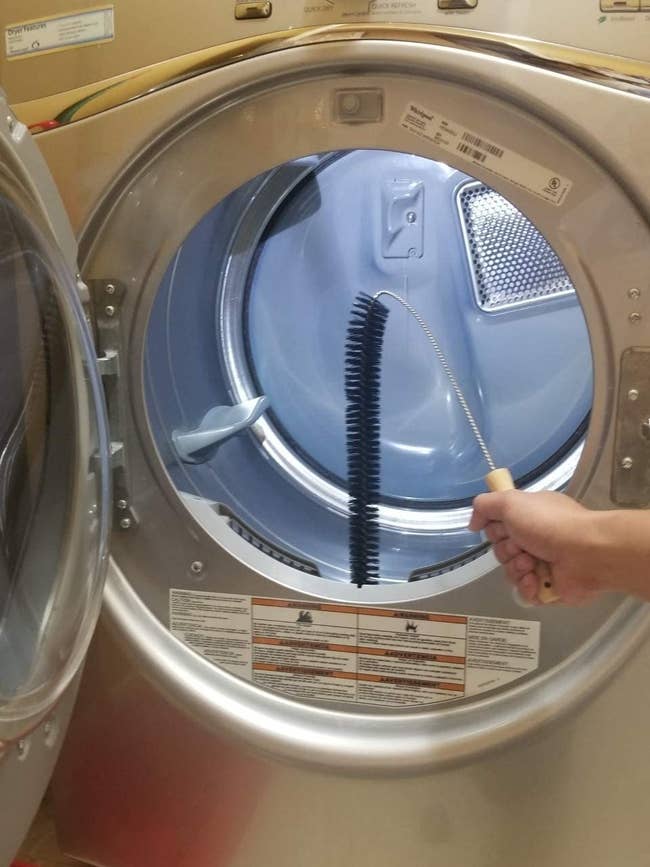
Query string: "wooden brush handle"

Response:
xmin=484 ymin=468 xmax=560 ymax=605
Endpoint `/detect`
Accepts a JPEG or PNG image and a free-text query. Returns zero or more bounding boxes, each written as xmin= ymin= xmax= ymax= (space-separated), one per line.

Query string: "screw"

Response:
xmin=105 ymin=283 xmax=116 ymax=295
xmin=43 ymin=718 xmax=58 ymax=747
xmin=119 ymin=517 xmax=132 ymax=530
xmin=628 ymin=287 xmax=641 ymax=299
xmin=117 ymin=499 xmax=128 ymax=510
xmin=629 ymin=312 xmax=642 ymax=324
xmin=641 ymin=419 xmax=650 ymax=441
xmin=6 ymin=115 xmax=15 ymax=132
xmin=105 ymin=305 xmax=115 ymax=317
xmin=16 ymin=739 xmax=27 ymax=758
xmin=190 ymin=560 xmax=204 ymax=575
xmin=406 ymin=211 xmax=417 ymax=224
xmin=408 ymin=248 xmax=417 ymax=257
xmin=628 ymin=389 xmax=640 ymax=401
xmin=621 ymin=456 xmax=634 ymax=470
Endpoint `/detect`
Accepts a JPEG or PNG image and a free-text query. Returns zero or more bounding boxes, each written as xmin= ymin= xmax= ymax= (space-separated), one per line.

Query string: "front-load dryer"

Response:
xmin=4 ymin=1 xmax=650 ymax=864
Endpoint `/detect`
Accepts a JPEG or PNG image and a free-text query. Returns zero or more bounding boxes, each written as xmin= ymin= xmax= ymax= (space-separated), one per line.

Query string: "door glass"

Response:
xmin=0 ymin=191 xmax=109 ymax=724
xmin=144 ymin=150 xmax=591 ymax=586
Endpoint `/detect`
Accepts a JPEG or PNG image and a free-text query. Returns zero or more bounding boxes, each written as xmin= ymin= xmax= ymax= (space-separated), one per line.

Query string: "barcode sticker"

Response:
xmin=461 ymin=131 xmax=504 ymax=159
xmin=400 ymin=101 xmax=572 ymax=207
xmin=457 ymin=143 xmax=487 ymax=163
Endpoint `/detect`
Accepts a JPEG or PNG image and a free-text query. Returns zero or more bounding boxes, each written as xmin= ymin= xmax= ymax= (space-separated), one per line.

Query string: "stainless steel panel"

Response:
xmin=54 ymin=623 xmax=650 ymax=867
xmin=33 ymin=30 xmax=650 ymax=867
xmin=31 ymin=41 xmax=649 ymax=765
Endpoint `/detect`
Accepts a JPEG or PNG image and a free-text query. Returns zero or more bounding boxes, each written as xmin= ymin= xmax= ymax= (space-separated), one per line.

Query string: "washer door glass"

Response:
xmin=145 ymin=150 xmax=592 ymax=585
xmin=0 ymin=185 xmax=109 ymax=728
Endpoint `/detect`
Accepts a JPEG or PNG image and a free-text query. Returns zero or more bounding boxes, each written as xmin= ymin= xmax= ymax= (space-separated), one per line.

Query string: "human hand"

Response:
xmin=469 ymin=490 xmax=606 ymax=605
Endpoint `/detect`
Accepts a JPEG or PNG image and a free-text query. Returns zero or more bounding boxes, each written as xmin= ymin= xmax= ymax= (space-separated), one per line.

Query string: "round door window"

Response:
xmin=144 ymin=150 xmax=592 ymax=585
xmin=0 ymin=188 xmax=109 ymax=729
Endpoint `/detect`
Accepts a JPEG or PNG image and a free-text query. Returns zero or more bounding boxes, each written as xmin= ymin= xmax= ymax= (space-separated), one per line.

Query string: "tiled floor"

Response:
xmin=16 ymin=794 xmax=86 ymax=867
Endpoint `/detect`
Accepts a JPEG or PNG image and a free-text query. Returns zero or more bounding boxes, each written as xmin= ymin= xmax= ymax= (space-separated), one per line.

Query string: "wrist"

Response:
xmin=588 ymin=510 xmax=650 ymax=599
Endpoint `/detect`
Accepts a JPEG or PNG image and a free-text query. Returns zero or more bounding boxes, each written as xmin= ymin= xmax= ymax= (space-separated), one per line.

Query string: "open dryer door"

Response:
xmin=0 ymin=93 xmax=110 ymax=863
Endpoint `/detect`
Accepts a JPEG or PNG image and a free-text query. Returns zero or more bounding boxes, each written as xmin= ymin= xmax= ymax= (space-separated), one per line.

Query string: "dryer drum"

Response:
xmin=144 ymin=149 xmax=592 ymax=587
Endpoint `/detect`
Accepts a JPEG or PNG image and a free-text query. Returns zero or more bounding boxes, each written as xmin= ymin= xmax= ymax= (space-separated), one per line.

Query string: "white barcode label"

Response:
xmin=461 ymin=131 xmax=504 ymax=159
xmin=457 ymin=142 xmax=487 ymax=163
xmin=400 ymin=101 xmax=572 ymax=207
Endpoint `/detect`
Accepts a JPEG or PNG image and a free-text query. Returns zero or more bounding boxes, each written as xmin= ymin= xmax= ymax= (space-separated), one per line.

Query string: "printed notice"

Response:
xmin=5 ymin=8 xmax=114 ymax=60
xmin=170 ymin=590 xmax=253 ymax=679
xmin=170 ymin=590 xmax=540 ymax=708
xmin=400 ymin=101 xmax=572 ymax=207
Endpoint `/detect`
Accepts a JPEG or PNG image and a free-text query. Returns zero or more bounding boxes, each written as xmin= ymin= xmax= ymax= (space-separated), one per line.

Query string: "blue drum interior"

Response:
xmin=144 ymin=150 xmax=592 ymax=585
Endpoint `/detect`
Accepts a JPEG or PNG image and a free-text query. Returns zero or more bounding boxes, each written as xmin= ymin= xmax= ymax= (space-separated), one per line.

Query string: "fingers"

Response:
xmin=492 ymin=538 xmax=523 ymax=561
xmin=503 ymin=554 xmax=536 ymax=584
xmin=470 ymin=491 xmax=579 ymax=607
xmin=516 ymin=572 xmax=540 ymax=604
xmin=484 ymin=521 xmax=507 ymax=544
xmin=469 ymin=492 xmax=513 ymax=532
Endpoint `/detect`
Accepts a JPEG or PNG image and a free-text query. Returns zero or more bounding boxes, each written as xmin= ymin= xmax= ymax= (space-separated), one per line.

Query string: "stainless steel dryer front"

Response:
xmin=3 ymin=0 xmax=650 ymax=864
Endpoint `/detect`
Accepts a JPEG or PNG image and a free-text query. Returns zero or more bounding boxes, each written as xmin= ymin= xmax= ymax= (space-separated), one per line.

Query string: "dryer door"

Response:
xmin=0 ymin=98 xmax=110 ymax=744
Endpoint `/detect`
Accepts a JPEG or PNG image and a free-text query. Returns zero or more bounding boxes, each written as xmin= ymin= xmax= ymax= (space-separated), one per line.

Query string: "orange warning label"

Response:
xmin=169 ymin=590 xmax=540 ymax=708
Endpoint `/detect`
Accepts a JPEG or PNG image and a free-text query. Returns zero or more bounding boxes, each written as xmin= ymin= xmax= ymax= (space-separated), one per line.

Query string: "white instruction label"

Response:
xmin=400 ymin=101 xmax=572 ymax=207
xmin=5 ymin=8 xmax=114 ymax=60
xmin=170 ymin=590 xmax=539 ymax=708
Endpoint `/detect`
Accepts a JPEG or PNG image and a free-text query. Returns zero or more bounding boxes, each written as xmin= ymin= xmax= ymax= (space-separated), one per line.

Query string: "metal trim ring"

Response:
xmin=14 ymin=24 xmax=650 ymax=132
xmin=105 ymin=559 xmax=650 ymax=772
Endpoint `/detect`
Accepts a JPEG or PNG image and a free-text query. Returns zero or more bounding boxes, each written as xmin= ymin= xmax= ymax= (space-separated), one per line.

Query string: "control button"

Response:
xmin=438 ymin=0 xmax=478 ymax=8
xmin=599 ymin=0 xmax=639 ymax=10
xmin=235 ymin=1 xmax=272 ymax=19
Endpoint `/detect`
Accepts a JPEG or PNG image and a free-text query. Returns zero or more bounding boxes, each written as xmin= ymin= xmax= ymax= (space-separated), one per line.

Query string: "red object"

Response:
xmin=28 ymin=119 xmax=61 ymax=133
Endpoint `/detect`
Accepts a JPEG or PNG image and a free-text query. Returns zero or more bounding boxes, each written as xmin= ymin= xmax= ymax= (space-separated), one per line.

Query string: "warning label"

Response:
xmin=400 ymin=101 xmax=572 ymax=207
xmin=170 ymin=591 xmax=539 ymax=708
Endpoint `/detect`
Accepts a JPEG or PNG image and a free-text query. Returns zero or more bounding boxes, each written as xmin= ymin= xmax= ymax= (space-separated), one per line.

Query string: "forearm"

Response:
xmin=587 ymin=510 xmax=650 ymax=601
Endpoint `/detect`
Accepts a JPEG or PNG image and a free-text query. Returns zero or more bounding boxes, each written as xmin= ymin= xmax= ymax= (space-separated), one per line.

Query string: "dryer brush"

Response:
xmin=344 ymin=289 xmax=559 ymax=604
xmin=344 ymin=292 xmax=389 ymax=588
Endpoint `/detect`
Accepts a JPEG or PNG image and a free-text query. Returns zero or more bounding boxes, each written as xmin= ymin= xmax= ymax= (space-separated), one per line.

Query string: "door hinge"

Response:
xmin=612 ymin=347 xmax=650 ymax=506
xmin=88 ymin=279 xmax=137 ymax=529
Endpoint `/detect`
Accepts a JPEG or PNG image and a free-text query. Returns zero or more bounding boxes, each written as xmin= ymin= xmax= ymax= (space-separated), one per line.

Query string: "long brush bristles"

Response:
xmin=345 ymin=293 xmax=389 ymax=587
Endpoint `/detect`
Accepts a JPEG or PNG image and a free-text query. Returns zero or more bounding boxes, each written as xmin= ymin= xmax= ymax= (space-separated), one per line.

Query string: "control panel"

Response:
xmin=600 ymin=1 xmax=650 ymax=9
xmin=229 ymin=0 xmax=650 ymax=63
